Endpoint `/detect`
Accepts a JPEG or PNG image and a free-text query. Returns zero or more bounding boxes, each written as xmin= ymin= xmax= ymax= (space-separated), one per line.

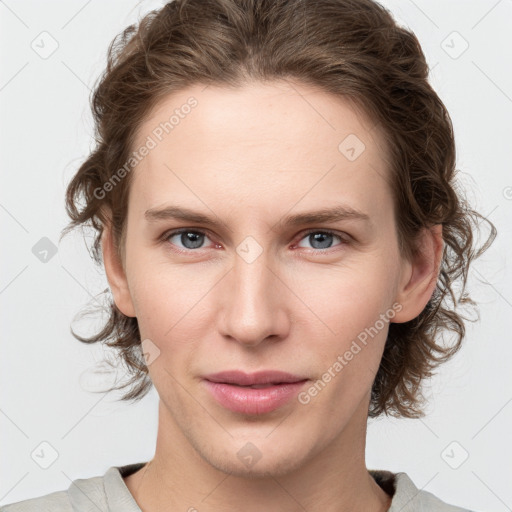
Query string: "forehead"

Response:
xmin=129 ymin=80 xmax=393 ymax=223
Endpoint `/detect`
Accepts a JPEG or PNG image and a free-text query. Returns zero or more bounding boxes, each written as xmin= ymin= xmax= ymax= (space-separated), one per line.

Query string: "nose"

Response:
xmin=217 ymin=250 xmax=291 ymax=347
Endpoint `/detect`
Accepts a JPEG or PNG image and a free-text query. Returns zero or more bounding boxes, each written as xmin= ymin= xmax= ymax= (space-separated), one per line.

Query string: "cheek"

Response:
xmin=127 ymin=263 xmax=215 ymax=367
xmin=124 ymin=241 xmax=197 ymax=333
xmin=297 ymin=262 xmax=395 ymax=339
xmin=293 ymin=263 xmax=396 ymax=401
xmin=297 ymin=276 xmax=394 ymax=416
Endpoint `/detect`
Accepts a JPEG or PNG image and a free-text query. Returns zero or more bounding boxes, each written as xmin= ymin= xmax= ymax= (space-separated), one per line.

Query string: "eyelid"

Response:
xmin=296 ymin=227 xmax=350 ymax=241
xmin=292 ymin=228 xmax=351 ymax=249
xmin=161 ymin=227 xmax=213 ymax=239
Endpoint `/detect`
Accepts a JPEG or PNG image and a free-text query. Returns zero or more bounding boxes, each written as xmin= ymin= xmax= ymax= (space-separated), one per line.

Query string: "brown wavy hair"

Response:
xmin=61 ymin=0 xmax=497 ymax=418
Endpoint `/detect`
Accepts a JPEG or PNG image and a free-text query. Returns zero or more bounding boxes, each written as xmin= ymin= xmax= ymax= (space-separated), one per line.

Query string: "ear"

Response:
xmin=101 ymin=219 xmax=136 ymax=318
xmin=392 ymin=224 xmax=444 ymax=323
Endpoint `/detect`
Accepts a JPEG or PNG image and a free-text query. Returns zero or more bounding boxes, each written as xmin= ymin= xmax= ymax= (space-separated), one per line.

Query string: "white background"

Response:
xmin=1 ymin=0 xmax=511 ymax=510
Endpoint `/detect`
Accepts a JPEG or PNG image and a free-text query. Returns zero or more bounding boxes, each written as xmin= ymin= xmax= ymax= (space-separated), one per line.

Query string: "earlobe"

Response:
xmin=101 ymin=222 xmax=137 ymax=318
xmin=392 ymin=224 xmax=444 ymax=323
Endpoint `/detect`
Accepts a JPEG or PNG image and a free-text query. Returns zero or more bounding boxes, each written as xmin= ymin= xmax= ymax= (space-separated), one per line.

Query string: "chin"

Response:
xmin=188 ymin=428 xmax=319 ymax=479
xmin=205 ymin=446 xmax=311 ymax=479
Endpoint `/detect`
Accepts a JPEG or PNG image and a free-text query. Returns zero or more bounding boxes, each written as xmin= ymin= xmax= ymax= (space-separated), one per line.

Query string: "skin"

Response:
xmin=102 ymin=80 xmax=444 ymax=512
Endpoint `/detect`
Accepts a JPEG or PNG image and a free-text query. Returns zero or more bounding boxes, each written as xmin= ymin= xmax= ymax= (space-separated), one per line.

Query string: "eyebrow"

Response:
xmin=144 ymin=204 xmax=372 ymax=229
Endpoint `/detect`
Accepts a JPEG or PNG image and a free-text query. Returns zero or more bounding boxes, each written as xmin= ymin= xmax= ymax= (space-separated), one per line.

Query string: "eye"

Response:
xmin=295 ymin=229 xmax=349 ymax=251
xmin=164 ymin=229 xmax=215 ymax=253
xmin=161 ymin=228 xmax=350 ymax=255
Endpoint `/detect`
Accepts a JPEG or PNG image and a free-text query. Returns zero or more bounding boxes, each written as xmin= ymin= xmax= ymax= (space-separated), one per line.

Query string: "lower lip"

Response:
xmin=203 ymin=380 xmax=309 ymax=415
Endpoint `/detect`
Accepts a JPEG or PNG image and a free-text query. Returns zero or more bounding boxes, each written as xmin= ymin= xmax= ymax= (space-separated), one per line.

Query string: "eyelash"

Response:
xmin=160 ymin=228 xmax=350 ymax=256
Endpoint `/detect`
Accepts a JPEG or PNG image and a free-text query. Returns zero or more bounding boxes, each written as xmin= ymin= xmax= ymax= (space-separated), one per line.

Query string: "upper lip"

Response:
xmin=203 ymin=370 xmax=308 ymax=386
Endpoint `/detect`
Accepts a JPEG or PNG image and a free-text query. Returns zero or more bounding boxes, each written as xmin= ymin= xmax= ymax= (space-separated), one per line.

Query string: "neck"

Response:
xmin=124 ymin=400 xmax=392 ymax=512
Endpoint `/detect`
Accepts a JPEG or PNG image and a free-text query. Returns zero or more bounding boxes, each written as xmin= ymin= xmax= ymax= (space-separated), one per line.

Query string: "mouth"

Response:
xmin=202 ymin=370 xmax=309 ymax=415
xmin=204 ymin=370 xmax=308 ymax=386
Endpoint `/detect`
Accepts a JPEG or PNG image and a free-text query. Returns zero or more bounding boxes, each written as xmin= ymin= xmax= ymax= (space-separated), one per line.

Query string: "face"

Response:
xmin=104 ymin=80 xmax=436 ymax=478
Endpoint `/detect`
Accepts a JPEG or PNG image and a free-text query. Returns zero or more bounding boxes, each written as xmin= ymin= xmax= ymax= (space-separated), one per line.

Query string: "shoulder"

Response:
xmin=370 ymin=469 xmax=478 ymax=512
xmin=0 ymin=490 xmax=72 ymax=512
xmin=0 ymin=473 xmax=106 ymax=512
xmin=0 ymin=463 xmax=146 ymax=512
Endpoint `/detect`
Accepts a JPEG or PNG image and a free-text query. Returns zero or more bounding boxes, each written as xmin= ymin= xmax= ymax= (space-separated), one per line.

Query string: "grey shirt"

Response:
xmin=0 ymin=462 xmax=476 ymax=511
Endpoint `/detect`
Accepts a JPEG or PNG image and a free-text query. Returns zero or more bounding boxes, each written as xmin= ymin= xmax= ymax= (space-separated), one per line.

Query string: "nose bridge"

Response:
xmin=235 ymin=249 xmax=272 ymax=306
xmin=218 ymin=243 xmax=288 ymax=345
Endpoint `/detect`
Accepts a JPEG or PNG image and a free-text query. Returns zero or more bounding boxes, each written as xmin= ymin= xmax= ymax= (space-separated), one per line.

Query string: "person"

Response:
xmin=1 ymin=0 xmax=496 ymax=510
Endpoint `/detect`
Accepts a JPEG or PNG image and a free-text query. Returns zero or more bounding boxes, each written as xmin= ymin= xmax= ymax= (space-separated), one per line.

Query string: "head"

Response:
xmin=62 ymin=0 xmax=495 ymax=476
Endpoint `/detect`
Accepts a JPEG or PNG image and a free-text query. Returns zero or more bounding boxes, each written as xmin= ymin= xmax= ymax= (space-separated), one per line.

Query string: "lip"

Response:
xmin=202 ymin=370 xmax=309 ymax=415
